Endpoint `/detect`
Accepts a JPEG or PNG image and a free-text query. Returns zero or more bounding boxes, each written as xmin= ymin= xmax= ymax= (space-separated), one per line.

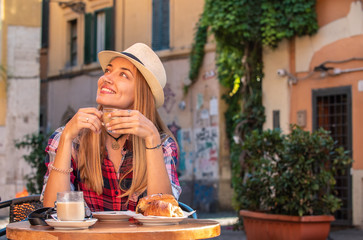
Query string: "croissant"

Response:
xmin=136 ymin=193 xmax=183 ymax=217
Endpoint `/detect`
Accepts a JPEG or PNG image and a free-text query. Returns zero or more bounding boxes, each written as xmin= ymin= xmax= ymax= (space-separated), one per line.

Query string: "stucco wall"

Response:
xmin=262 ymin=40 xmax=291 ymax=133
xmin=47 ymin=74 xmax=99 ymax=130
xmin=0 ymin=25 xmax=40 ymax=207
xmin=295 ymin=1 xmax=363 ymax=73
xmin=159 ymin=50 xmax=231 ymax=211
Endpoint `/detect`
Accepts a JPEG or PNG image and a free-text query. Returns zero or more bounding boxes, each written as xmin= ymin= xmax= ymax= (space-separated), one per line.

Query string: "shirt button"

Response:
xmin=115 ymin=190 xmax=119 ymax=195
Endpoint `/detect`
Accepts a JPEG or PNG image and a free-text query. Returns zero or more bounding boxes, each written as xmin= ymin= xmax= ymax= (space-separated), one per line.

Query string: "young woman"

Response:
xmin=42 ymin=43 xmax=181 ymax=211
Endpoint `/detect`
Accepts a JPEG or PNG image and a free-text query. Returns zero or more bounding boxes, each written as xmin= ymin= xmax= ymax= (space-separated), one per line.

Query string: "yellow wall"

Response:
xmin=0 ymin=0 xmax=41 ymax=125
xmin=170 ymin=0 xmax=204 ymax=50
xmin=262 ymin=40 xmax=291 ymax=133
xmin=123 ymin=0 xmax=151 ymax=49
xmin=5 ymin=0 xmax=41 ymax=26
xmin=48 ymin=0 xmax=204 ymax=77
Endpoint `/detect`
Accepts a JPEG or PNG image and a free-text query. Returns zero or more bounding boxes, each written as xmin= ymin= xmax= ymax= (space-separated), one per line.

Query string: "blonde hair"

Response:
xmin=77 ymin=70 xmax=177 ymax=201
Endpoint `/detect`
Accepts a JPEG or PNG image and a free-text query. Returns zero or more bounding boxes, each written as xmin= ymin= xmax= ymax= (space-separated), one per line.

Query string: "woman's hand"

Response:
xmin=105 ymin=109 xmax=160 ymax=146
xmin=63 ymin=108 xmax=103 ymax=141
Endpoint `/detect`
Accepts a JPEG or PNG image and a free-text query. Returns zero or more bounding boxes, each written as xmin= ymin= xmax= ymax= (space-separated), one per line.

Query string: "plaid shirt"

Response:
xmin=41 ymin=127 xmax=182 ymax=212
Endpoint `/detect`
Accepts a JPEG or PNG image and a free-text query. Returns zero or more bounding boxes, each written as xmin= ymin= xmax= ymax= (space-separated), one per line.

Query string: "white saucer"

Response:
xmin=92 ymin=210 xmax=136 ymax=221
xmin=45 ymin=218 xmax=98 ymax=230
xmin=133 ymin=211 xmax=195 ymax=226
xmin=133 ymin=215 xmax=187 ymax=225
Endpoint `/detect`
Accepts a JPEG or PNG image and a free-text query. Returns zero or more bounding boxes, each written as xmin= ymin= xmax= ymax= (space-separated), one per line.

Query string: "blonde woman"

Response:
xmin=42 ymin=43 xmax=181 ymax=211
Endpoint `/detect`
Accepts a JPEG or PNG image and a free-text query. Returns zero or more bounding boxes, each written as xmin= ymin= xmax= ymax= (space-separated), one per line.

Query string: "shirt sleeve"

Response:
xmin=162 ymin=136 xmax=182 ymax=199
xmin=40 ymin=127 xmax=77 ymax=202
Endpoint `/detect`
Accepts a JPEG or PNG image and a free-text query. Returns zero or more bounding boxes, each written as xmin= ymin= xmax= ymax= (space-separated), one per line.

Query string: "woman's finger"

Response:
xmin=79 ymin=107 xmax=103 ymax=118
xmin=108 ymin=109 xmax=135 ymax=118
xmin=83 ymin=114 xmax=103 ymax=133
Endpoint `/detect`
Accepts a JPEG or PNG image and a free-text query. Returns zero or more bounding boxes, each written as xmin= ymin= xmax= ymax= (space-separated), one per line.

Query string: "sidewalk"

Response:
xmin=198 ymin=212 xmax=363 ymax=240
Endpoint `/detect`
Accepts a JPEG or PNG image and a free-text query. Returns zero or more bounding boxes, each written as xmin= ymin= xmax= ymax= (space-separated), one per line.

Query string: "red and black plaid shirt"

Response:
xmin=41 ymin=127 xmax=182 ymax=212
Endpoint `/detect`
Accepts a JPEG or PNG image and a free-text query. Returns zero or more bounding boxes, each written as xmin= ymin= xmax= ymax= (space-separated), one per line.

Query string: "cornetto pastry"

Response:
xmin=136 ymin=193 xmax=184 ymax=217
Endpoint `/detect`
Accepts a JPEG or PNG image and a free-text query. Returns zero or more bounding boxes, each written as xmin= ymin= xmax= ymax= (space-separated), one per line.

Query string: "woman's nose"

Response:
xmin=102 ymin=75 xmax=113 ymax=84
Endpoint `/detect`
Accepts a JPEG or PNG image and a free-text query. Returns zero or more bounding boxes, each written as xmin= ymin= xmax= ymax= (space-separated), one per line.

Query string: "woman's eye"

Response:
xmin=104 ymin=69 xmax=110 ymax=73
xmin=121 ymin=72 xmax=128 ymax=78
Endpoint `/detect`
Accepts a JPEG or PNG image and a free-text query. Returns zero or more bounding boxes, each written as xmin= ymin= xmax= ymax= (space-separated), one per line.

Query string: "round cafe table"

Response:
xmin=6 ymin=218 xmax=221 ymax=240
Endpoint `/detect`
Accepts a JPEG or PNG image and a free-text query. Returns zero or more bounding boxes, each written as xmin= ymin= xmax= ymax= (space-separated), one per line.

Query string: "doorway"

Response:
xmin=312 ymin=86 xmax=352 ymax=225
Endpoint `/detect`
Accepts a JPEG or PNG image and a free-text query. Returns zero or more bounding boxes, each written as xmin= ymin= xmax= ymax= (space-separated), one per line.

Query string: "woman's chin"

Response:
xmin=96 ymin=98 xmax=133 ymax=110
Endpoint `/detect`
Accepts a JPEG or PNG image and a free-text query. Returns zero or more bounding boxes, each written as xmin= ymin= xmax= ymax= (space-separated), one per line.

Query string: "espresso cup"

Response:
xmin=56 ymin=191 xmax=85 ymax=221
xmin=102 ymin=108 xmax=119 ymax=126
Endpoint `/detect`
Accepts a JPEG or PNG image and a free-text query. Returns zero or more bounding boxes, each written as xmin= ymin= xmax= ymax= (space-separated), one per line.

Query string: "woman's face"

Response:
xmin=96 ymin=57 xmax=136 ymax=109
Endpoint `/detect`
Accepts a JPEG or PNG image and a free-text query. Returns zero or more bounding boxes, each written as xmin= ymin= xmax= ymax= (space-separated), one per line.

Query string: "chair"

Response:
xmin=178 ymin=201 xmax=197 ymax=219
xmin=0 ymin=195 xmax=43 ymax=237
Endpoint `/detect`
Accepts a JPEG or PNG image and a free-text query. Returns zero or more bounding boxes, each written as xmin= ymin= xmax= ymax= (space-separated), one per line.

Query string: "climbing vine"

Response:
xmin=189 ymin=0 xmax=318 ymax=224
xmin=188 ymin=18 xmax=208 ymax=85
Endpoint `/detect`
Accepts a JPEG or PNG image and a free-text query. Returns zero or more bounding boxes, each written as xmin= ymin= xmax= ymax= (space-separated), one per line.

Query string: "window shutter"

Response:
xmin=93 ymin=12 xmax=98 ymax=62
xmin=84 ymin=13 xmax=94 ymax=64
xmin=152 ymin=0 xmax=169 ymax=50
xmin=161 ymin=0 xmax=170 ymax=50
xmin=152 ymin=0 xmax=161 ymax=50
xmin=104 ymin=7 xmax=114 ymax=50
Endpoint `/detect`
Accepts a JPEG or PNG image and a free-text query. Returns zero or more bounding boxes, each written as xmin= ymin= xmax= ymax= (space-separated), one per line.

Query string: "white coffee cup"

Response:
xmin=56 ymin=191 xmax=85 ymax=221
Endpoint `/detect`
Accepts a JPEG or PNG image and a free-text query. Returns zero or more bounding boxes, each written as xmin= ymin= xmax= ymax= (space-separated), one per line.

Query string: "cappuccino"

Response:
xmin=57 ymin=201 xmax=85 ymax=221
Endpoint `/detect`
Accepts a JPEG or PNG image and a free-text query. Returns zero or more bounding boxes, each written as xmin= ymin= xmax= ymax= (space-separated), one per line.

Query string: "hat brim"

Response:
xmin=98 ymin=51 xmax=164 ymax=108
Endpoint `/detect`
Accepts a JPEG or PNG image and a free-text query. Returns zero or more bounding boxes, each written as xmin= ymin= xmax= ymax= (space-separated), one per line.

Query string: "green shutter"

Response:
xmin=84 ymin=13 xmax=93 ymax=64
xmin=152 ymin=0 xmax=169 ymax=50
xmin=93 ymin=12 xmax=98 ymax=62
xmin=104 ymin=7 xmax=114 ymax=50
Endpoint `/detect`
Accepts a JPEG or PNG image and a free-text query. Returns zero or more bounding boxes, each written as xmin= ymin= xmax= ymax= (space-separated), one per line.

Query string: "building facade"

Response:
xmin=263 ymin=0 xmax=363 ymax=226
xmin=41 ymin=0 xmax=233 ymax=212
xmin=0 ymin=0 xmax=41 ymax=204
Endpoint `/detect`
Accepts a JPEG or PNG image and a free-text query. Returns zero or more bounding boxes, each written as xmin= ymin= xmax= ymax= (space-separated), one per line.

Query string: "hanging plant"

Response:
xmin=188 ymin=19 xmax=208 ymax=84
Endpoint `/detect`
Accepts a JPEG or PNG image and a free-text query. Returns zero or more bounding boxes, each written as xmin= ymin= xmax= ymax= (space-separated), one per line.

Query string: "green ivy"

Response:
xmin=188 ymin=18 xmax=208 ymax=85
xmin=189 ymin=0 xmax=318 ymax=225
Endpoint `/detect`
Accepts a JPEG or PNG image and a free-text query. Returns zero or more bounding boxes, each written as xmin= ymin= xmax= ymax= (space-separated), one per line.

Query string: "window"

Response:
xmin=69 ymin=19 xmax=77 ymax=66
xmin=84 ymin=7 xmax=113 ymax=64
xmin=96 ymin=12 xmax=105 ymax=54
xmin=152 ymin=0 xmax=169 ymax=51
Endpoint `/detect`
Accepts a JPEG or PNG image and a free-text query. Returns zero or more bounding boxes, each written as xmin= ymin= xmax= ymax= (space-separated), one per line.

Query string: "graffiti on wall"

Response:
xmin=193 ymin=182 xmax=218 ymax=212
xmin=163 ymin=83 xmax=176 ymax=113
xmin=178 ymin=129 xmax=195 ymax=179
xmin=168 ymin=121 xmax=181 ymax=142
xmin=194 ymin=127 xmax=219 ymax=180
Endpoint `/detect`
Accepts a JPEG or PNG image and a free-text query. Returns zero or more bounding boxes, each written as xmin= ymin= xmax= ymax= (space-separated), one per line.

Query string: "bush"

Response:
xmin=15 ymin=132 xmax=48 ymax=194
xmin=237 ymin=125 xmax=352 ymax=217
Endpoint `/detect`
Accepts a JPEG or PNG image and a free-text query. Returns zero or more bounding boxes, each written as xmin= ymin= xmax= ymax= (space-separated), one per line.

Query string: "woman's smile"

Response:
xmin=96 ymin=57 xmax=136 ymax=109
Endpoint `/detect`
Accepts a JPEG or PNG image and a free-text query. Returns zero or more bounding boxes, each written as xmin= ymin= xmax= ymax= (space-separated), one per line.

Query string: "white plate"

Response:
xmin=133 ymin=211 xmax=195 ymax=226
xmin=45 ymin=218 xmax=98 ymax=230
xmin=92 ymin=210 xmax=136 ymax=221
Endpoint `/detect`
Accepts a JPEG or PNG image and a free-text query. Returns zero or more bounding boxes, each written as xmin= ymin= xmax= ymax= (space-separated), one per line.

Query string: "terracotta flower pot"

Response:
xmin=240 ymin=210 xmax=335 ymax=240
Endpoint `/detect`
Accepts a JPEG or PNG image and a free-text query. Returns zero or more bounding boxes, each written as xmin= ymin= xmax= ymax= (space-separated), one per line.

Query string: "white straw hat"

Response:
xmin=98 ymin=43 xmax=166 ymax=108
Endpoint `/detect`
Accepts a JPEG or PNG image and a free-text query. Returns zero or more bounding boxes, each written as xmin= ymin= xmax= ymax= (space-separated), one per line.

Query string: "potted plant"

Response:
xmin=235 ymin=125 xmax=351 ymax=240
